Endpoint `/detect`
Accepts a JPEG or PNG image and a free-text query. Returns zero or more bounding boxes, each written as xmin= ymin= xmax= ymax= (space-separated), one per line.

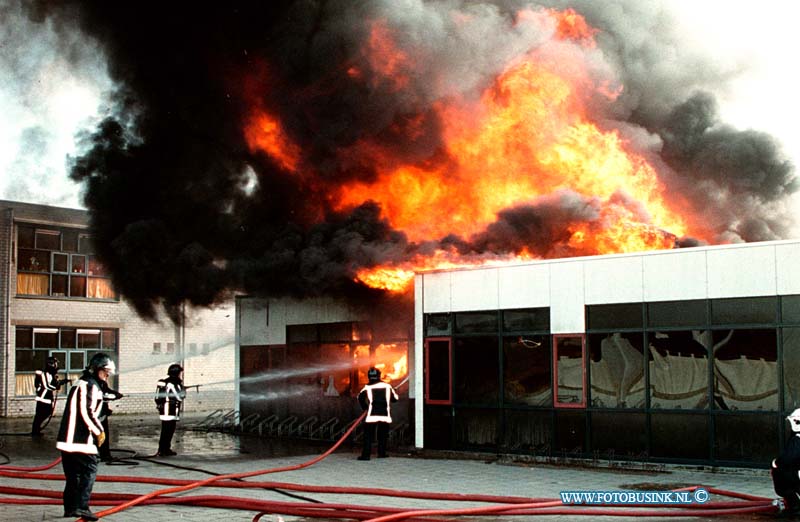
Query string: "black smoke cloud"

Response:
xmin=658 ymin=91 xmax=798 ymax=241
xmin=21 ymin=0 xmax=797 ymax=322
xmin=464 ymin=190 xmax=601 ymax=257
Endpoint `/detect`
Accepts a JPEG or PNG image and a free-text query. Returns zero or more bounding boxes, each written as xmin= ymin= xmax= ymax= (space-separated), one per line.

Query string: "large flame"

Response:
xmin=245 ymin=8 xmax=707 ymax=294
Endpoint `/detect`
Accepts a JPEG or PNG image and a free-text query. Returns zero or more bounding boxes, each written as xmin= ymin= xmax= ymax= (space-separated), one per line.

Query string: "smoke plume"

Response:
xmin=19 ymin=0 xmax=796 ymax=321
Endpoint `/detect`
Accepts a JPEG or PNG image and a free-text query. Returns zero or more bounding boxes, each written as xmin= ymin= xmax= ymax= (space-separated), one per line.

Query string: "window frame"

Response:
xmin=553 ymin=333 xmax=587 ymax=409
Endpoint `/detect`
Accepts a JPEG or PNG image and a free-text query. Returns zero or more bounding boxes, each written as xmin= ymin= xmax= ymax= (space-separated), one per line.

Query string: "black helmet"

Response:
xmin=367 ymin=367 xmax=381 ymax=383
xmin=45 ymin=356 xmax=59 ymax=372
xmin=168 ymin=363 xmax=183 ymax=377
xmin=88 ymin=353 xmax=116 ymax=375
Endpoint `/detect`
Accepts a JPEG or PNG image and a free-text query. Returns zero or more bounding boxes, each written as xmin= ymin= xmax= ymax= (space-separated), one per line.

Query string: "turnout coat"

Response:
xmin=34 ymin=369 xmax=60 ymax=405
xmin=56 ymin=372 xmax=104 ymax=454
xmin=358 ymin=381 xmax=399 ymax=423
xmin=156 ymin=376 xmax=186 ymax=421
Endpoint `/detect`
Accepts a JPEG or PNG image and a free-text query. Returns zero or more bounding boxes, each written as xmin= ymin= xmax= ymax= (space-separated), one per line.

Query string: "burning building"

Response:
xmin=236 ymin=296 xmax=412 ymax=437
xmin=413 ymin=239 xmax=800 ymax=467
xmin=21 ymin=1 xmax=799 ymax=464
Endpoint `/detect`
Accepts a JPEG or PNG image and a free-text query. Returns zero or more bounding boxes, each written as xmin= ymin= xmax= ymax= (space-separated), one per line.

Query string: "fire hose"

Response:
xmin=0 ymin=375 xmax=784 ymax=521
xmin=0 ymin=413 xmax=782 ymax=522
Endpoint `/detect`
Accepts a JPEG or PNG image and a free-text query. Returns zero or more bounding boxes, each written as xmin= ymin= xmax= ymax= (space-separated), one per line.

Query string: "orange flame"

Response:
xmin=245 ymin=109 xmax=300 ymax=172
xmin=374 ymin=344 xmax=408 ymax=382
xmin=245 ymin=8 xmax=708 ymax=295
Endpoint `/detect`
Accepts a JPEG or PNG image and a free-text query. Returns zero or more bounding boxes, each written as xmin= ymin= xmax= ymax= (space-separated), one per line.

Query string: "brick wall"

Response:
xmin=1 ymin=201 xmax=237 ymax=418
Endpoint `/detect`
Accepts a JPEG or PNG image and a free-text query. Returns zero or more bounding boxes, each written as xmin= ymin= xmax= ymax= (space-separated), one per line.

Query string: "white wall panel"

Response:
xmin=777 ymin=243 xmax=800 ymax=295
xmin=584 ymin=256 xmax=643 ymax=304
xmin=450 ymin=268 xmax=499 ymax=312
xmin=498 ymin=263 xmax=550 ymax=309
xmin=707 ymin=245 xmax=776 ymax=298
xmin=549 ymin=262 xmax=585 ymax=333
xmin=422 ymin=272 xmax=452 ymax=313
xmin=643 ymin=250 xmax=708 ymax=302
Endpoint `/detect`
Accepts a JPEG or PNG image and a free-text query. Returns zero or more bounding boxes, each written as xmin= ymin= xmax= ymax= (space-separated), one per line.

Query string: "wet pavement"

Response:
xmin=0 ymin=413 xmax=785 ymax=522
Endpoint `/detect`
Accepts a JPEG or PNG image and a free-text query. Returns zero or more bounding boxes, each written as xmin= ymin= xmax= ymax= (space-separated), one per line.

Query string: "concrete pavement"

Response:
xmin=0 ymin=413 xmax=780 ymax=522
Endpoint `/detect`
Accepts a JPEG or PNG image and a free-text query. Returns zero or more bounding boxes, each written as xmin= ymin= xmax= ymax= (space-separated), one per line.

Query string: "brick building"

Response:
xmin=0 ymin=200 xmax=235 ymax=418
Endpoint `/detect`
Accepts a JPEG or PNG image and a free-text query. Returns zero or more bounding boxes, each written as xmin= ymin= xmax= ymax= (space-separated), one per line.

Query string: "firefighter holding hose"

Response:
xmin=773 ymin=408 xmax=800 ymax=516
xmin=357 ymin=367 xmax=398 ymax=460
xmin=31 ymin=356 xmax=69 ymax=437
xmin=155 ymin=363 xmax=186 ymax=456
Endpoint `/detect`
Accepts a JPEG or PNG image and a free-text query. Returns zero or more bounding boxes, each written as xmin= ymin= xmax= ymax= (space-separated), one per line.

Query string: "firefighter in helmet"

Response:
xmin=155 ymin=363 xmax=186 ymax=456
xmin=357 ymin=367 xmax=398 ymax=460
xmin=56 ymin=352 xmax=115 ymax=521
xmin=31 ymin=356 xmax=69 ymax=436
xmin=772 ymin=408 xmax=800 ymax=515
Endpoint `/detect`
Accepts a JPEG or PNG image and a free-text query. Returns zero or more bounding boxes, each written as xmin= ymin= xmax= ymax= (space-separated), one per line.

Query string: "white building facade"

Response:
xmin=414 ymin=239 xmax=800 ymax=467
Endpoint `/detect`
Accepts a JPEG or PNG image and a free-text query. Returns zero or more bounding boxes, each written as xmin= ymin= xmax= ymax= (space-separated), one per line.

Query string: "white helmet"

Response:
xmin=787 ymin=409 xmax=800 ymax=433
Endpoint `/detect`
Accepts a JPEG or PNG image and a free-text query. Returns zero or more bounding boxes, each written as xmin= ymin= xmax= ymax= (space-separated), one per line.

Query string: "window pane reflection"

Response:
xmin=648 ymin=330 xmax=709 ymax=410
xmin=555 ymin=336 xmax=584 ymax=405
xmin=503 ymin=335 xmax=550 ymax=406
xmin=783 ymin=327 xmax=800 ymax=411
xmin=588 ymin=333 xmax=644 ymax=408
xmin=712 ymin=328 xmax=777 ymax=411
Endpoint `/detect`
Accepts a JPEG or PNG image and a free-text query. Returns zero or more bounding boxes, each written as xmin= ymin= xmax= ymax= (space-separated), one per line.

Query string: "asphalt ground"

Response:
xmin=0 ymin=412 xmax=786 ymax=522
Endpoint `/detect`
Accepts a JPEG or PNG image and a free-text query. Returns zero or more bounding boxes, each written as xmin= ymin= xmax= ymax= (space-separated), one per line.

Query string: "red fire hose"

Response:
xmin=0 ymin=410 xmax=782 ymax=521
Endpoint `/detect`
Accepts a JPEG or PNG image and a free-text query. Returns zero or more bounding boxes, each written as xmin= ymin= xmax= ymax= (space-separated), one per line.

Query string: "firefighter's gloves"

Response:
xmin=97 ymin=432 xmax=106 ymax=447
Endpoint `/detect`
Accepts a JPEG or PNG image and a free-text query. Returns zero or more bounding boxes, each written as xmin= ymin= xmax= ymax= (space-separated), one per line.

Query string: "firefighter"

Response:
xmin=31 ymin=356 xmax=69 ymax=436
xmin=97 ymin=379 xmax=123 ymax=462
xmin=357 ymin=367 xmax=398 ymax=460
xmin=56 ymin=352 xmax=115 ymax=521
xmin=773 ymin=408 xmax=800 ymax=516
xmin=155 ymin=363 xmax=186 ymax=456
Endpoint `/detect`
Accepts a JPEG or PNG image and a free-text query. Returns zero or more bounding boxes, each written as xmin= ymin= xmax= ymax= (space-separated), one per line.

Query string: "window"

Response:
xmin=284 ymin=321 xmax=408 ymax=398
xmin=502 ymin=308 xmax=549 ymax=332
xmin=425 ymin=338 xmax=451 ymax=404
xmin=503 ymin=334 xmax=550 ymax=406
xmin=153 ymin=342 xmax=162 ymax=354
xmin=587 ymin=332 xmax=644 ymax=409
xmin=712 ymin=328 xmax=777 ymax=411
xmin=15 ymin=326 xmax=118 ymax=396
xmin=454 ymin=312 xmax=498 ymax=334
xmin=648 ymin=330 xmax=710 ymax=410
xmin=784 ymin=327 xmax=800 ymax=411
xmin=425 ymin=314 xmax=450 ymax=336
xmin=648 ymin=300 xmax=707 ymax=328
xmin=782 ymin=296 xmax=800 ymax=325
xmin=587 ymin=303 xmax=643 ymax=330
xmin=711 ymin=297 xmax=777 ymax=325
xmin=453 ymin=336 xmax=499 ymax=404
xmin=16 ymin=224 xmax=115 ymax=300
xmin=553 ymin=335 xmax=586 ymax=408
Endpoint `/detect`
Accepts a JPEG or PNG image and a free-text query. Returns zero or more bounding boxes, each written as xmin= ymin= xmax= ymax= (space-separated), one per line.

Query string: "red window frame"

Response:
xmin=552 ymin=333 xmax=587 ymax=409
xmin=424 ymin=337 xmax=452 ymax=405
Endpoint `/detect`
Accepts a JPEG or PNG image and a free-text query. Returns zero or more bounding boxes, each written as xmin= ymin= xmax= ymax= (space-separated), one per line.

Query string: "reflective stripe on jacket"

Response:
xmin=34 ymin=370 xmax=58 ymax=404
xmin=358 ymin=382 xmax=399 ymax=423
xmin=156 ymin=378 xmax=185 ymax=421
xmin=56 ymin=374 xmax=103 ymax=454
